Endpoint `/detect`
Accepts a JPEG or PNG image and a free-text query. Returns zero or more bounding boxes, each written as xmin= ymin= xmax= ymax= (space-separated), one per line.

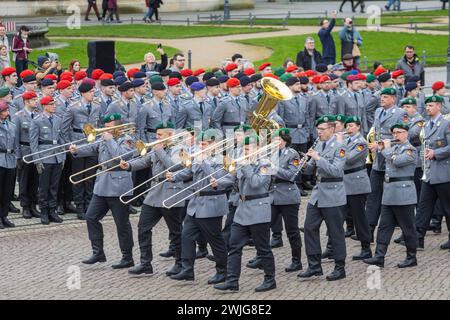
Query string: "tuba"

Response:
xmin=366 ymin=127 xmax=376 ymax=165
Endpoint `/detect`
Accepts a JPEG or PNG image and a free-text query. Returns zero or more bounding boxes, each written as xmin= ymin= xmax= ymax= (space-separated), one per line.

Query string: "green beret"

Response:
xmin=233 ymin=124 xmax=252 ymax=132
xmin=279 ymin=73 xmax=293 ymax=83
xmin=214 ymin=71 xmax=225 ymax=78
xmin=272 ymin=127 xmax=290 ymax=137
xmin=344 ymin=115 xmax=361 ymax=127
xmin=341 ymin=72 xmax=350 ymax=81
xmin=366 ymin=74 xmax=377 ymax=83
xmin=424 ymin=95 xmax=444 ymax=104
xmin=380 ymin=87 xmax=397 ymax=96
xmin=150 ymin=75 xmax=163 ymax=84
xmin=103 ymin=113 xmax=122 ymax=123
xmin=400 ymin=97 xmax=417 ymax=106
xmin=335 ymin=114 xmax=347 ymax=123
xmin=243 ymin=134 xmax=259 ymax=145
xmin=185 ymin=127 xmax=195 ymax=135
xmin=315 ymin=115 xmax=334 ymax=127
xmin=390 ymin=122 xmax=409 ymax=131
xmin=0 ymin=87 xmax=11 ymax=98
xmin=155 ymin=121 xmax=175 ymax=130
xmin=274 ymin=67 xmax=285 ymax=77
xmin=196 ymin=128 xmax=221 ymax=142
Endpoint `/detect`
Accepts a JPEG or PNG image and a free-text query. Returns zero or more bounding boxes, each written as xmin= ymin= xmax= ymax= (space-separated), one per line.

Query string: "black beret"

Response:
xmin=169 ymin=71 xmax=182 ymax=80
xmin=203 ymin=72 xmax=215 ymax=81
xmin=118 ymin=81 xmax=134 ymax=92
xmin=185 ymin=76 xmax=199 ymax=86
xmin=78 ymin=82 xmax=94 ymax=93
xmin=405 ymin=82 xmax=418 ymax=92
xmin=377 ymin=72 xmax=391 ymax=83
xmin=285 ymin=77 xmax=300 ymax=87
xmin=250 ymin=74 xmax=262 ymax=83
xmin=152 ymin=82 xmax=166 ymax=91
xmin=101 ymin=79 xmax=114 ymax=86
xmin=205 ymin=78 xmax=220 ymax=87
xmin=40 ymin=78 xmax=54 ymax=87
xmin=299 ymin=76 xmax=309 ymax=84
xmin=23 ymin=75 xmax=37 ymax=83
xmin=239 ymin=76 xmax=251 ymax=87
xmin=160 ymin=69 xmax=172 ymax=77
xmin=315 ymin=63 xmax=328 ymax=73
xmin=234 ymin=71 xmax=246 ymax=79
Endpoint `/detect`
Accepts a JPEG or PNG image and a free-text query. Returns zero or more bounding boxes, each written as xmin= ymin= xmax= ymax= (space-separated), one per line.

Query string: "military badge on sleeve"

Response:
xmin=406 ymin=149 xmax=413 ymax=155
xmin=339 ymin=149 xmax=346 ymax=158
xmin=356 ymin=144 xmax=365 ymax=152
xmin=292 ymin=158 xmax=300 ymax=166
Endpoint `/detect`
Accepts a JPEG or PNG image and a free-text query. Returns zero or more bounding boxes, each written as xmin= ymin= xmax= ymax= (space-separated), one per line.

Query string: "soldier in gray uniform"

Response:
xmin=338 ymin=75 xmax=368 ymax=135
xmin=212 ymin=78 xmax=249 ymax=135
xmin=69 ymin=113 xmax=135 ymax=269
xmin=13 ymin=91 xmax=41 ymax=219
xmin=364 ymin=122 xmax=419 ymax=268
xmin=176 ymin=82 xmax=212 ymax=130
xmin=298 ymin=116 xmax=347 ymax=281
xmin=29 ymin=96 xmax=65 ymax=225
xmin=121 ymin=122 xmax=185 ymax=276
xmin=0 ymin=100 xmax=18 ymax=228
xmin=55 ymin=80 xmax=75 ymax=118
xmin=12 ymin=73 xmax=38 ymax=112
xmin=61 ymin=81 xmax=102 ymax=219
xmin=414 ymin=95 xmax=450 ymax=251
xmin=365 ymin=88 xmax=408 ymax=239
xmin=214 ymin=135 xmax=276 ymax=292
xmin=106 ymin=81 xmax=138 ymax=125
xmin=205 ymin=78 xmax=221 ymax=111
xmin=166 ymin=77 xmax=183 ymax=115
xmin=132 ymin=78 xmax=150 ymax=111
xmin=98 ymin=78 xmax=117 ymax=120
xmin=362 ymin=74 xmax=379 ymax=129
xmin=170 ymin=129 xmax=234 ymax=284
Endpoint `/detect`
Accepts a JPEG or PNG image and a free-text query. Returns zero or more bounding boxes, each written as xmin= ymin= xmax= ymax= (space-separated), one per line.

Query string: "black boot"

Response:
xmin=326 ymin=260 xmax=346 ymax=281
xmin=195 ymin=246 xmax=208 ymax=259
xmin=270 ymin=233 xmax=283 ymax=248
xmin=255 ymin=274 xmax=276 ymax=292
xmin=40 ymin=208 xmax=50 ymax=225
xmin=214 ymin=278 xmax=239 ymax=291
xmin=9 ymin=202 xmax=20 ymax=213
xmin=394 ymin=233 xmax=404 ymax=244
xmin=0 ymin=219 xmax=4 ymax=229
xmin=112 ymin=253 xmax=134 ymax=269
xmin=170 ymin=268 xmax=194 ymax=281
xmin=428 ymin=219 xmax=442 ymax=234
xmin=246 ymin=238 xmax=255 ymax=247
xmin=128 ymin=205 xmax=138 ymax=214
xmin=22 ymin=207 xmax=32 ymax=219
xmin=345 ymin=226 xmax=355 ymax=238
xmin=352 ymin=242 xmax=372 ymax=261
xmin=49 ymin=209 xmax=63 ymax=223
xmin=370 ymin=225 xmax=376 ymax=243
xmin=208 ymin=270 xmax=227 ymax=285
xmin=321 ymin=242 xmax=334 ymax=260
xmin=165 ymin=260 xmax=182 ymax=276
xmin=30 ymin=204 xmax=40 ymax=218
xmin=440 ymin=236 xmax=450 ymax=250
xmin=246 ymin=256 xmax=263 ymax=270
xmin=285 ymin=249 xmax=302 ymax=272
xmin=82 ymin=240 xmax=106 ymax=264
xmin=128 ymin=263 xmax=153 ymax=276
xmin=1 ymin=217 xmax=15 ymax=228
xmin=159 ymin=247 xmax=176 ymax=258
xmin=64 ymin=202 xmax=77 ymax=214
xmin=298 ymin=255 xmax=323 ymax=278
xmin=397 ymin=248 xmax=417 ymax=268
xmin=57 ymin=203 xmax=65 ymax=215
xmin=363 ymin=243 xmax=387 ymax=267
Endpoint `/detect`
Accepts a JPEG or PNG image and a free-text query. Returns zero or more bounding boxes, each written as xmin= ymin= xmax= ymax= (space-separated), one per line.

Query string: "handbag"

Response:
xmin=352 ymin=43 xmax=361 ymax=57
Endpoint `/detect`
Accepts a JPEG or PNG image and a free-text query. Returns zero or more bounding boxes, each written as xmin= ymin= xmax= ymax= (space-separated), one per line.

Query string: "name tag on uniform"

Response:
xmin=240 ymin=121 xmax=244 ymax=125
xmin=297 ymin=124 xmax=303 ymax=129
xmin=53 ymin=140 xmax=58 ymax=145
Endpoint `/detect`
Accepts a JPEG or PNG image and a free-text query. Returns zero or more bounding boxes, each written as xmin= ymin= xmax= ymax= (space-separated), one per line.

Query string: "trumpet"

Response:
xmin=22 ymin=123 xmax=135 ymax=164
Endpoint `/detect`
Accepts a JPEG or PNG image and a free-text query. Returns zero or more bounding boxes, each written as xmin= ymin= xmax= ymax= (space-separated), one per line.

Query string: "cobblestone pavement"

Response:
xmin=1 ymin=196 xmax=450 ymax=300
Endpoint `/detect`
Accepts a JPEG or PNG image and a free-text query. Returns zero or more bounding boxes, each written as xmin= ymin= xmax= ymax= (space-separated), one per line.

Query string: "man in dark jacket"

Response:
xmin=318 ymin=10 xmax=337 ymax=66
xmin=395 ymin=45 xmax=425 ymax=86
xmin=296 ymin=37 xmax=323 ymax=71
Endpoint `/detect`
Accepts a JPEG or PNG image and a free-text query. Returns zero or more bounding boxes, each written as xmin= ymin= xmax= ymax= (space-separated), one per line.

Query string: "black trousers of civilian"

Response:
xmin=38 ymin=163 xmax=62 ymax=210
xmin=85 ymin=1 xmax=101 ymax=19
xmin=0 ymin=167 xmax=15 ymax=218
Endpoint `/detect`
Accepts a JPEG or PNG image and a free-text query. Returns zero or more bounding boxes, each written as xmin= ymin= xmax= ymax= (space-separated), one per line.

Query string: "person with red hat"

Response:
xmin=166 ymin=77 xmax=183 ymax=114
xmin=11 ymin=70 xmax=38 ymax=111
xmin=193 ymin=68 xmax=205 ymax=79
xmin=244 ymin=67 xmax=255 ymax=77
xmin=12 ymin=91 xmax=41 ymax=220
xmin=0 ymin=100 xmax=18 ymax=228
xmin=224 ymin=63 xmax=239 ymax=78
xmin=211 ymin=77 xmax=248 ymax=133
xmin=55 ymin=80 xmax=75 ymax=117
xmin=431 ymin=81 xmax=449 ymax=114
xmin=285 ymin=65 xmax=298 ymax=74
xmin=258 ymin=62 xmax=272 ymax=76
xmin=311 ymin=75 xmax=322 ymax=91
xmin=29 ymin=95 xmax=65 ymax=225
xmin=1 ymin=67 xmax=20 ymax=98
xmin=391 ymin=69 xmax=405 ymax=101
xmin=74 ymin=70 xmax=87 ymax=85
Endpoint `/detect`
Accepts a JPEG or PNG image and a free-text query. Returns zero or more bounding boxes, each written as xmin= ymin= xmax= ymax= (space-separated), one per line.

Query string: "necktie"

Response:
xmin=294 ymin=96 xmax=299 ymax=107
xmin=235 ymin=98 xmax=240 ymax=109
xmin=213 ymin=97 xmax=217 ymax=109
xmin=245 ymin=94 xmax=250 ymax=104
xmin=31 ymin=113 xmax=34 ymax=119
xmin=48 ymin=116 xmax=53 ymax=127
xmin=159 ymin=102 xmax=163 ymax=119
xmin=322 ymin=142 xmax=326 ymax=152
xmin=380 ymin=109 xmax=386 ymax=120
xmin=430 ymin=121 xmax=434 ymax=130
xmin=65 ymin=100 xmax=69 ymax=108
xmin=106 ymin=98 xmax=112 ymax=105
xmin=327 ymin=94 xmax=330 ymax=105
xmin=2 ymin=121 xmax=7 ymax=129
xmin=140 ymin=97 xmax=144 ymax=104
xmin=347 ymin=137 xmax=351 ymax=144
xmin=126 ymin=102 xmax=130 ymax=117
xmin=199 ymin=102 xmax=204 ymax=115
xmin=354 ymin=93 xmax=358 ymax=104
xmin=86 ymin=103 xmax=92 ymax=114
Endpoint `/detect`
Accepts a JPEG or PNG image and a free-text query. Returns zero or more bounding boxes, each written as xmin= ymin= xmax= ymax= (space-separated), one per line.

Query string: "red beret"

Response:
xmin=56 ymin=80 xmax=72 ymax=90
xmin=356 ymin=73 xmax=367 ymax=81
xmin=226 ymin=78 xmax=241 ymax=88
xmin=99 ymin=73 xmax=113 ymax=80
xmin=312 ymin=75 xmax=322 ymax=84
xmin=167 ymin=78 xmax=180 ymax=86
xmin=305 ymin=70 xmax=316 ymax=77
xmin=44 ymin=74 xmax=58 ymax=81
xmin=391 ymin=70 xmax=404 ymax=79
xmin=193 ymin=68 xmax=205 ymax=76
xmin=374 ymin=66 xmax=387 ymax=77
xmin=60 ymin=74 xmax=73 ymax=82
xmin=20 ymin=70 xmax=34 ymax=79
xmin=244 ymin=68 xmax=255 ymax=76
xmin=296 ymin=72 xmax=307 ymax=78
xmin=258 ymin=62 xmax=271 ymax=71
xmin=126 ymin=68 xmax=140 ymax=79
xmin=61 ymin=71 xmax=72 ymax=78
xmin=40 ymin=96 xmax=54 ymax=106
xmin=432 ymin=81 xmax=445 ymax=91
xmin=347 ymin=75 xmax=358 ymax=82
xmin=225 ymin=63 xmax=238 ymax=73
xmin=1 ymin=67 xmax=16 ymax=77
xmin=180 ymin=69 xmax=193 ymax=77
xmin=74 ymin=71 xmax=87 ymax=81
xmin=82 ymin=78 xmax=96 ymax=87
xmin=91 ymin=69 xmax=105 ymax=80
xmin=22 ymin=91 xmax=38 ymax=100
xmin=264 ymin=73 xmax=279 ymax=80
xmin=0 ymin=100 xmax=8 ymax=112
xmin=285 ymin=65 xmax=298 ymax=73
xmin=319 ymin=75 xmax=331 ymax=83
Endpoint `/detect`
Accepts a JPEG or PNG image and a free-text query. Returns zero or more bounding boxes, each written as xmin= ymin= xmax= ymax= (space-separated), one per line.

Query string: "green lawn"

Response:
xmin=417 ymin=25 xmax=448 ymax=31
xmin=47 ymin=25 xmax=282 ymax=39
xmin=233 ymin=31 xmax=447 ymax=70
xmin=28 ymin=39 xmax=179 ymax=68
xmin=383 ymin=9 xmax=448 ymax=17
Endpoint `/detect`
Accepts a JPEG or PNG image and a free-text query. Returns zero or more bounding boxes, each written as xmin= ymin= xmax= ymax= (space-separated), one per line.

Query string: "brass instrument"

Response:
xmin=419 ymin=127 xmax=429 ymax=181
xmin=83 ymin=122 xmax=136 ymax=143
xmin=366 ymin=127 xmax=376 ymax=165
xmin=135 ymin=130 xmax=191 ymax=157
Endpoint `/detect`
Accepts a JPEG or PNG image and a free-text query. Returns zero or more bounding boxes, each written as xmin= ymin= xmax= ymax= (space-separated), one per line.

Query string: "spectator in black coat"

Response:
xmin=296 ymin=37 xmax=323 ymax=71
xmin=318 ymin=10 xmax=337 ymax=66
xmin=140 ymin=47 xmax=168 ymax=73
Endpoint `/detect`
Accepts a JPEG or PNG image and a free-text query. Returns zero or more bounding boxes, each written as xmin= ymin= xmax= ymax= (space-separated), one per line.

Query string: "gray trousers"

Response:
xmin=377 ymin=204 xmax=418 ymax=249
xmin=38 ymin=163 xmax=62 ymax=210
xmin=19 ymin=162 xmax=39 ymax=207
xmin=366 ymin=169 xmax=385 ymax=227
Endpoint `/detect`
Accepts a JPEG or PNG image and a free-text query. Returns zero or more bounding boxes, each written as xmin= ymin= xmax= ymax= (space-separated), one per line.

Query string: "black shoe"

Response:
xmin=298 ymin=255 xmax=322 ymax=278
xmin=12 ymin=194 xmax=19 ymax=201
xmin=285 ymin=258 xmax=302 ymax=272
xmin=352 ymin=245 xmax=372 ymax=261
xmin=385 ymin=5 xmax=390 ymax=11
xmin=214 ymin=281 xmax=239 ymax=292
xmin=196 ymin=248 xmax=208 ymax=259
xmin=40 ymin=209 xmax=50 ymax=225
xmin=418 ymin=239 xmax=424 ymax=251
xmin=326 ymin=261 xmax=346 ymax=281
xmin=22 ymin=207 xmax=32 ymax=219
xmin=302 ymin=181 xmax=314 ymax=190
xmin=208 ymin=273 xmax=226 ymax=284
xmin=82 ymin=252 xmax=106 ymax=264
xmin=9 ymin=203 xmax=20 ymax=213
xmin=255 ymin=275 xmax=276 ymax=292
xmin=30 ymin=205 xmax=40 ymax=218
xmin=300 ymin=189 xmax=308 ymax=197
xmin=49 ymin=212 xmax=63 ymax=223
xmin=84 ymin=18 xmax=91 ymax=21
xmin=112 ymin=258 xmax=134 ymax=269
xmin=350 ymin=234 xmax=359 ymax=241
xmin=321 ymin=248 xmax=334 ymax=260
xmin=440 ymin=239 xmax=450 ymax=250
xmin=129 ymin=206 xmax=138 ymax=214
xmin=130 ymin=198 xmax=143 ymax=207
xmin=394 ymin=233 xmax=404 ymax=244
xmin=1 ymin=217 xmax=15 ymax=228
xmin=206 ymin=254 xmax=215 ymax=262
xmin=170 ymin=269 xmax=194 ymax=281
xmin=363 ymin=256 xmax=384 ymax=268
xmin=159 ymin=249 xmax=175 ymax=258
xmin=128 ymin=264 xmax=153 ymax=276
xmin=398 ymin=249 xmax=417 ymax=268
xmin=299 ymin=227 xmax=304 ymax=233
xmin=246 ymin=257 xmax=263 ymax=270
xmin=57 ymin=204 xmax=65 ymax=215
xmin=345 ymin=227 xmax=355 ymax=238
xmin=270 ymin=237 xmax=283 ymax=248
xmin=165 ymin=262 xmax=182 ymax=276
xmin=64 ymin=202 xmax=77 ymax=214
xmin=0 ymin=220 xmax=4 ymax=229
xmin=77 ymin=213 xmax=86 ymax=220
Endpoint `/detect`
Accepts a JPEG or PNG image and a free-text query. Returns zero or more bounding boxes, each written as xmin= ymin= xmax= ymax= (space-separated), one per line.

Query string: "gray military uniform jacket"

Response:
xmin=277 ymin=94 xmax=310 ymax=144
xmin=308 ymin=90 xmax=342 ymax=124
xmin=73 ymin=136 xmax=134 ymax=197
xmin=381 ymin=141 xmax=417 ymax=206
xmin=12 ymin=108 xmax=39 ymax=160
xmin=303 ymin=136 xmax=347 ymax=208
xmin=106 ymin=97 xmax=139 ymax=125
xmin=234 ymin=162 xmax=272 ymax=226
xmin=167 ymin=92 xmax=182 ymax=115
xmin=98 ymin=93 xmax=116 ymax=120
xmin=363 ymin=89 xmax=380 ymax=129
xmin=371 ymin=106 xmax=408 ymax=171
xmin=339 ymin=91 xmax=369 ymax=134
xmin=176 ymin=97 xmax=213 ymax=130
xmin=0 ymin=119 xmax=19 ymax=169
xmin=422 ymin=114 xmax=450 ymax=185
xmin=343 ymin=132 xmax=371 ymax=195
xmin=269 ymin=147 xmax=301 ymax=205
xmin=12 ymin=93 xmax=25 ymax=112
xmin=175 ymin=157 xmax=235 ymax=218
xmin=407 ymin=113 xmax=425 ymax=168
xmin=136 ymin=98 xmax=174 ymax=143
xmin=29 ymin=113 xmax=65 ymax=165
xmin=211 ymin=95 xmax=249 ymax=133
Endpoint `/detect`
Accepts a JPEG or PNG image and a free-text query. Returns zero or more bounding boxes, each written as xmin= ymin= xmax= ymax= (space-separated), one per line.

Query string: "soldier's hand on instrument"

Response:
xmin=153 ymin=143 xmax=163 ymax=151
xmin=382 ymin=139 xmax=391 ymax=149
xmin=119 ymin=160 xmax=129 ymax=170
xmin=69 ymin=144 xmax=77 ymax=154
xmin=102 ymin=131 xmax=113 ymax=141
xmin=210 ymin=177 xmax=218 ymax=188
xmin=36 ymin=163 xmax=44 ymax=175
xmin=307 ymin=149 xmax=320 ymax=160
xmin=165 ymin=171 xmax=174 ymax=181
xmin=425 ymin=148 xmax=435 ymax=160
xmin=368 ymin=143 xmax=377 ymax=153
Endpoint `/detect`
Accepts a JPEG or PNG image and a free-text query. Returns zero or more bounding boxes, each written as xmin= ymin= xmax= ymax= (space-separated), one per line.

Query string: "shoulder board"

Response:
xmin=92 ymin=97 xmax=102 ymax=105
xmin=179 ymin=93 xmax=192 ymax=100
xmin=69 ymin=101 xmax=82 ymax=108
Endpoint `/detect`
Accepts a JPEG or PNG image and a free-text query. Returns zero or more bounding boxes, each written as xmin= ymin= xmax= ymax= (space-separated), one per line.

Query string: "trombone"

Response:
xmin=134 ymin=130 xmax=192 ymax=157
xmin=22 ymin=123 xmax=135 ymax=164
